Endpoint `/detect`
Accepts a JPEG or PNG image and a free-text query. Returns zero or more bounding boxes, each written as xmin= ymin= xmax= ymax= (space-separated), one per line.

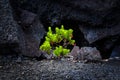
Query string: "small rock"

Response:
xmin=79 ymin=47 xmax=102 ymax=61
xmin=40 ymin=51 xmax=53 ymax=60
xmin=70 ymin=46 xmax=102 ymax=61
xmin=70 ymin=46 xmax=80 ymax=60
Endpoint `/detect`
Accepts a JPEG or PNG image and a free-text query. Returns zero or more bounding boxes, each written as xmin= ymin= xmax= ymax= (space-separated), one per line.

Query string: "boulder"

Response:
xmin=79 ymin=25 xmax=120 ymax=44
xmin=0 ymin=0 xmax=45 ymax=57
xmin=0 ymin=0 xmax=21 ymax=54
xmin=14 ymin=0 xmax=120 ymax=44
xmin=70 ymin=46 xmax=102 ymax=61
xmin=79 ymin=47 xmax=102 ymax=60
xmin=5 ymin=0 xmax=120 ymax=58
xmin=11 ymin=0 xmax=120 ymax=26
xmin=19 ymin=10 xmax=45 ymax=57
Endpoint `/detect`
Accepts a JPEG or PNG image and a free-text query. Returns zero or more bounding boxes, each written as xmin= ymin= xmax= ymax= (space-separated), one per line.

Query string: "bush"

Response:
xmin=40 ymin=25 xmax=75 ymax=57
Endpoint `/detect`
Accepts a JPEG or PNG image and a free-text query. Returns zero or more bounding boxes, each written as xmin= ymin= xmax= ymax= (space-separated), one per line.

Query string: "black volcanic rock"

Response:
xmin=0 ymin=58 xmax=120 ymax=80
xmin=0 ymin=0 xmax=21 ymax=54
xmin=17 ymin=0 xmax=120 ymax=26
xmin=2 ymin=0 xmax=120 ymax=58
xmin=14 ymin=0 xmax=120 ymax=43
xmin=0 ymin=0 xmax=45 ymax=57
xmin=19 ymin=10 xmax=45 ymax=57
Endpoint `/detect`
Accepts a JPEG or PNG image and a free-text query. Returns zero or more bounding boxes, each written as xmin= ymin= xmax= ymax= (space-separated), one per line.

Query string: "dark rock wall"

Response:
xmin=1 ymin=0 xmax=120 ymax=58
xmin=0 ymin=0 xmax=45 ymax=57
xmin=0 ymin=0 xmax=21 ymax=54
xmin=17 ymin=0 xmax=120 ymax=26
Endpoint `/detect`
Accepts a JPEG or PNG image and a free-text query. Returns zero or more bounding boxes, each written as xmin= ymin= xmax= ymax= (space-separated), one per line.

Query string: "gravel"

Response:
xmin=0 ymin=55 xmax=120 ymax=80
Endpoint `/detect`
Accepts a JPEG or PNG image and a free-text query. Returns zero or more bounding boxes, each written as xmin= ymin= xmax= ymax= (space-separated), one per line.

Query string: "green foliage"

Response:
xmin=53 ymin=46 xmax=70 ymax=57
xmin=40 ymin=41 xmax=51 ymax=54
xmin=40 ymin=25 xmax=75 ymax=57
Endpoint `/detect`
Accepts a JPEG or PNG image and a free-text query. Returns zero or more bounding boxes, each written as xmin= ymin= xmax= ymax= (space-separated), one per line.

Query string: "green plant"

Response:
xmin=40 ymin=25 xmax=75 ymax=57
xmin=53 ymin=46 xmax=70 ymax=57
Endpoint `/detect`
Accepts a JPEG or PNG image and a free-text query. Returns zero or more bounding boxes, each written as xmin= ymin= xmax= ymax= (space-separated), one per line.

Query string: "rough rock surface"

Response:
xmin=0 ymin=56 xmax=119 ymax=80
xmin=0 ymin=0 xmax=45 ymax=57
xmin=11 ymin=0 xmax=120 ymax=58
xmin=70 ymin=46 xmax=80 ymax=60
xmin=18 ymin=0 xmax=120 ymax=26
xmin=70 ymin=46 xmax=102 ymax=61
xmin=19 ymin=10 xmax=45 ymax=57
xmin=79 ymin=47 xmax=102 ymax=60
xmin=79 ymin=25 xmax=120 ymax=44
xmin=0 ymin=0 xmax=21 ymax=54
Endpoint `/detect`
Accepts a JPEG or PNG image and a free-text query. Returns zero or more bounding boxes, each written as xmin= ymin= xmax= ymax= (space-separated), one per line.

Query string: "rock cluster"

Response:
xmin=70 ymin=46 xmax=102 ymax=61
xmin=0 ymin=0 xmax=120 ymax=58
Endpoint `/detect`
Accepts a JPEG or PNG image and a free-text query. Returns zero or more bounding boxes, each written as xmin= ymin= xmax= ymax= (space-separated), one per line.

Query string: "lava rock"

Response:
xmin=3 ymin=0 xmax=120 ymax=58
xmin=0 ymin=0 xmax=45 ymax=57
xmin=79 ymin=24 xmax=120 ymax=44
xmin=11 ymin=0 xmax=120 ymax=26
xmin=17 ymin=0 xmax=120 ymax=25
xmin=0 ymin=0 xmax=21 ymax=54
xmin=79 ymin=47 xmax=102 ymax=61
xmin=70 ymin=46 xmax=102 ymax=61
xmin=20 ymin=10 xmax=37 ymax=27
xmin=12 ymin=0 xmax=120 ymax=55
xmin=1 ymin=57 xmax=120 ymax=80
xmin=70 ymin=46 xmax=80 ymax=60
xmin=18 ymin=10 xmax=46 ymax=57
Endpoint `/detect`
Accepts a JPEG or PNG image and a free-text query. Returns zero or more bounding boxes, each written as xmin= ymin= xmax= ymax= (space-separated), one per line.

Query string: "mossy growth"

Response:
xmin=40 ymin=25 xmax=75 ymax=57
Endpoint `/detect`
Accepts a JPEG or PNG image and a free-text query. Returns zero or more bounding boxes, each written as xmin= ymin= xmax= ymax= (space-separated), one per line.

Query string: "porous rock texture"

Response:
xmin=0 ymin=58 xmax=120 ymax=80
xmin=1 ymin=0 xmax=120 ymax=58
xmin=79 ymin=47 xmax=102 ymax=60
xmin=11 ymin=0 xmax=120 ymax=58
xmin=0 ymin=0 xmax=45 ymax=57
xmin=0 ymin=0 xmax=21 ymax=54
xmin=70 ymin=46 xmax=102 ymax=60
